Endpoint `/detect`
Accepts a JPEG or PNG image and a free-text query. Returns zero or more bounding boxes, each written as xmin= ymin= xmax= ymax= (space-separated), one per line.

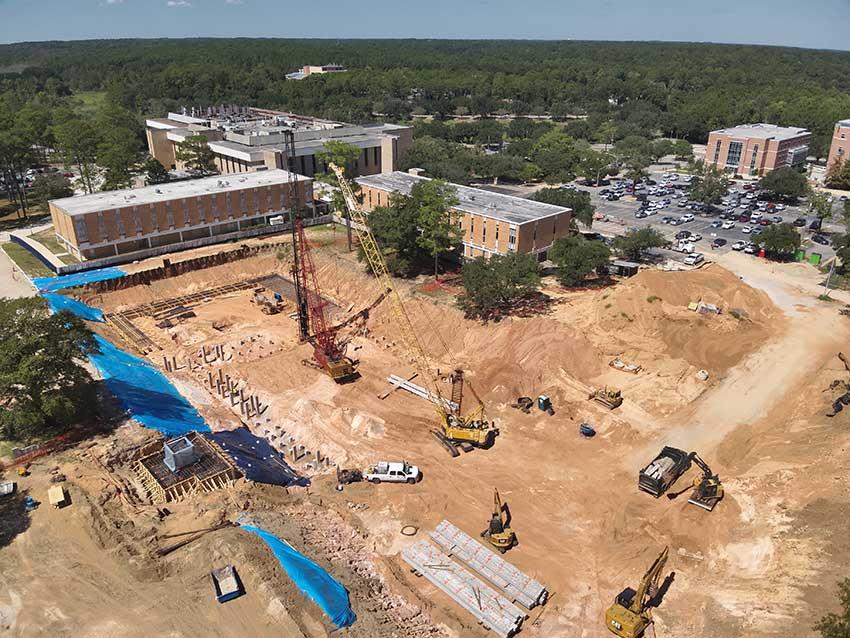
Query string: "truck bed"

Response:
xmin=638 ymin=447 xmax=691 ymax=497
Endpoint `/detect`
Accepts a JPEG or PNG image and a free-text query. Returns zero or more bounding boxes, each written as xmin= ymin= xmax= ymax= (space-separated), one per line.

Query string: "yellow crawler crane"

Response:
xmin=330 ymin=164 xmax=496 ymax=456
xmin=605 ymin=546 xmax=669 ymax=638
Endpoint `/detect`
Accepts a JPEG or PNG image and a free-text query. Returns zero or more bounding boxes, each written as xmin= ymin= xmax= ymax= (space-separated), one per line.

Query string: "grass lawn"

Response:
xmin=1 ymin=243 xmax=54 ymax=278
xmin=30 ymin=229 xmax=80 ymax=264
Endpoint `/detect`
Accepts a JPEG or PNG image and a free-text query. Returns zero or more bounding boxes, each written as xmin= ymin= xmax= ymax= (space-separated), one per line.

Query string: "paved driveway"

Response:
xmin=0 ymin=247 xmax=37 ymax=298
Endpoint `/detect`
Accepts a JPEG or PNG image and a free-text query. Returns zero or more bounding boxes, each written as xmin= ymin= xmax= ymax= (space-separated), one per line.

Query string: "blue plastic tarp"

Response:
xmin=205 ymin=428 xmax=307 ymax=487
xmin=34 ymin=267 xmax=126 ymax=293
xmin=89 ymin=335 xmax=210 ymax=436
xmin=240 ymin=524 xmax=356 ymax=629
xmin=42 ymin=293 xmax=105 ymax=322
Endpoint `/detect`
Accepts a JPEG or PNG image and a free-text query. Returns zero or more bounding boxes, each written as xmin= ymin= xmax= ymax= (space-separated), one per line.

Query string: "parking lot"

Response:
xmin=579 ymin=167 xmax=839 ymax=262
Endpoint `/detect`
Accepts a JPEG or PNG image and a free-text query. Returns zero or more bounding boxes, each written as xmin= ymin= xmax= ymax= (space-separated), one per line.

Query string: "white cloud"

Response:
xmin=103 ymin=0 xmax=125 ymax=5
xmin=225 ymin=0 xmax=243 ymax=4
xmin=166 ymin=0 xmax=191 ymax=6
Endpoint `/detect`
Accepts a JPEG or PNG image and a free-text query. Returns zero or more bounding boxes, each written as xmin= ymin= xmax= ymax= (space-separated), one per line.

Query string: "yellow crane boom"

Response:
xmin=329 ymin=163 xmax=494 ymax=452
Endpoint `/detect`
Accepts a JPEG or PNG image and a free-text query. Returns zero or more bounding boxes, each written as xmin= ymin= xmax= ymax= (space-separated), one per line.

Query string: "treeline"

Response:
xmin=1 ymin=39 xmax=850 ymax=154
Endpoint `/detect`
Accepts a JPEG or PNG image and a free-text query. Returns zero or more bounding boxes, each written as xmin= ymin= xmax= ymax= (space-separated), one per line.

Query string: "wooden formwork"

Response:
xmin=132 ymin=433 xmax=242 ymax=504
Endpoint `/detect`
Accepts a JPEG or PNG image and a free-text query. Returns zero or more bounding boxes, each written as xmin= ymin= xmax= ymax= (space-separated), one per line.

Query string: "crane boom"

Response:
xmin=329 ymin=163 xmax=493 ymax=451
xmin=330 ymin=162 xmax=448 ymax=421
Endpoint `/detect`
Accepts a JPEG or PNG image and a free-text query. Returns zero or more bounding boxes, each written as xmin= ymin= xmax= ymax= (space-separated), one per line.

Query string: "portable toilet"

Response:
xmin=810 ymin=253 xmax=822 ymax=266
xmin=164 ymin=436 xmax=198 ymax=473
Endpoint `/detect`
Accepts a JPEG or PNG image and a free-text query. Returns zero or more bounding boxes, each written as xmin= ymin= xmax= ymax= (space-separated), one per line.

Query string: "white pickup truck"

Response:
xmin=362 ymin=461 xmax=421 ymax=484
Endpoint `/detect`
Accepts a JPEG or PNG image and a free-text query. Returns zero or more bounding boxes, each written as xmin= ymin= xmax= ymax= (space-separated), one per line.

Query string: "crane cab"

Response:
xmin=605 ymin=599 xmax=650 ymax=638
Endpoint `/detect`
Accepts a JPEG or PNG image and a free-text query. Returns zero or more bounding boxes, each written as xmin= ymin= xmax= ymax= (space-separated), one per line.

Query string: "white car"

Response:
xmin=742 ymin=226 xmax=752 ymax=234
xmin=683 ymin=253 xmax=704 ymax=265
xmin=744 ymin=244 xmax=757 ymax=255
xmin=722 ymin=221 xmax=736 ymax=229
xmin=680 ymin=214 xmax=694 ymax=222
xmin=775 ymin=204 xmax=785 ymax=211
xmin=362 ymin=460 xmax=421 ymax=484
xmin=750 ymin=211 xmax=763 ymax=219
xmin=689 ymin=233 xmax=703 ymax=242
xmin=732 ymin=240 xmax=746 ymax=251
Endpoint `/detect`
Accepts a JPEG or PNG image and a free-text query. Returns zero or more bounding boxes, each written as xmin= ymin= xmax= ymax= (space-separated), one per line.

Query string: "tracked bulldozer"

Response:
xmin=589 ymin=386 xmax=623 ymax=410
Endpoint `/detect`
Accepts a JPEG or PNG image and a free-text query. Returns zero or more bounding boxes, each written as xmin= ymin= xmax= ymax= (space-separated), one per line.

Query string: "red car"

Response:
xmin=759 ymin=218 xmax=772 ymax=226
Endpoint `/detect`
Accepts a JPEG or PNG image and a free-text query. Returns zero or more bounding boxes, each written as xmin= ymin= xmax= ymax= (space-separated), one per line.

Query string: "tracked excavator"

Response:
xmin=480 ymin=488 xmax=516 ymax=553
xmin=605 ymin=546 xmax=669 ymax=638
xmin=666 ymin=452 xmax=724 ymax=511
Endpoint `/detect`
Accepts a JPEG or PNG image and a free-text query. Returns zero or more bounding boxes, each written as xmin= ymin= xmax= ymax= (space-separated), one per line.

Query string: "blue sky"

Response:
xmin=0 ymin=0 xmax=848 ymax=49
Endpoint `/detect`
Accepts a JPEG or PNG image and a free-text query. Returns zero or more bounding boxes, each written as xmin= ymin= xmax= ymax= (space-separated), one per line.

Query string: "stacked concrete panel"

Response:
xmin=430 ymin=520 xmax=549 ymax=609
xmin=401 ymin=540 xmax=525 ymax=638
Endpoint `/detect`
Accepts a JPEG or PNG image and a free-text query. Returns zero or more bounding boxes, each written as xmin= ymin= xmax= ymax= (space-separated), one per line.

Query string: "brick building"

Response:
xmin=827 ymin=119 xmax=850 ymax=169
xmin=705 ymin=123 xmax=810 ymax=176
xmin=49 ymin=169 xmax=313 ymax=262
xmin=355 ymin=172 xmax=572 ymax=260
xmin=145 ymin=106 xmax=412 ymax=179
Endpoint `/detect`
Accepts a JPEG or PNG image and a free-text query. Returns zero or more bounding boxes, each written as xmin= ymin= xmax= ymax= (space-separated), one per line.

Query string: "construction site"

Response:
xmin=2 ymin=166 xmax=850 ymax=638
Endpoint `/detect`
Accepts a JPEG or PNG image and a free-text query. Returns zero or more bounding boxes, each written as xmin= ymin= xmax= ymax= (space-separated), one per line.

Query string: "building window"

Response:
xmin=713 ymin=141 xmax=721 ymax=164
xmin=749 ymin=144 xmax=759 ymax=175
xmin=495 ymin=225 xmax=499 ymax=241
xmin=726 ymin=141 xmax=743 ymax=167
xmin=508 ymin=226 xmax=517 ymax=248
xmin=116 ymin=213 xmax=126 ymax=238
xmin=482 ymin=220 xmax=486 ymax=242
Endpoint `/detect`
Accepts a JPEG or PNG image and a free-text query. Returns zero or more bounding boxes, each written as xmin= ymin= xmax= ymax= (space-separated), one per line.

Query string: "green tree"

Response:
xmin=458 ymin=252 xmax=540 ymax=320
xmin=808 ymin=188 xmax=834 ymax=220
xmin=530 ymin=130 xmax=581 ymax=183
xmin=754 ymin=222 xmax=801 ymax=260
xmin=650 ymin=139 xmax=675 ymax=161
xmin=98 ymin=127 xmax=143 ymax=191
xmin=690 ymin=166 xmax=730 ymax=206
xmin=832 ymin=233 xmax=850 ymax=273
xmin=53 ymin=116 xmax=100 ymax=194
xmin=412 ymin=179 xmax=462 ymax=277
xmin=175 ymin=134 xmax=217 ymax=176
xmin=142 ymin=156 xmax=170 ymax=185
xmin=759 ymin=167 xmax=808 ymax=201
xmin=30 ymin=173 xmax=72 ymax=202
xmin=0 ymin=297 xmax=99 ymax=441
xmin=364 ymin=193 xmax=431 ymax=277
xmin=315 ymin=140 xmax=363 ymax=248
xmin=814 ymin=578 xmax=850 ymax=638
xmin=825 ymin=158 xmax=850 ymax=190
xmin=612 ymin=226 xmax=667 ymax=261
xmin=0 ymin=117 xmax=35 ymax=217
xmin=550 ymin=235 xmax=611 ymax=286
xmin=532 ymin=187 xmax=595 ymax=228
xmin=596 ymin=120 xmax=618 ymax=151
xmin=672 ymin=139 xmax=694 ymax=161
xmin=577 ymin=148 xmax=614 ymax=186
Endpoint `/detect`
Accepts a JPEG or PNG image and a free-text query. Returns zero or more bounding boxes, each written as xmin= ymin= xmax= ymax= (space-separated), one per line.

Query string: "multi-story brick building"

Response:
xmin=827 ymin=119 xmax=850 ymax=169
xmin=48 ymin=169 xmax=313 ymax=262
xmin=355 ymin=172 xmax=572 ymax=260
xmin=145 ymin=106 xmax=412 ymax=179
xmin=705 ymin=123 xmax=810 ymax=176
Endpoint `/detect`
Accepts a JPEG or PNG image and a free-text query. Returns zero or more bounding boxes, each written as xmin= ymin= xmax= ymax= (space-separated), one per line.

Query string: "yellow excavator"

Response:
xmin=480 ymin=488 xmax=516 ymax=553
xmin=330 ymin=163 xmax=496 ymax=456
xmin=605 ymin=546 xmax=669 ymax=638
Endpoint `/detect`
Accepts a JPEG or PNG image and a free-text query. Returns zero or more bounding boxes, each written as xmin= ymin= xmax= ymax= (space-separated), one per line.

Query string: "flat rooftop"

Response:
xmin=50 ymin=169 xmax=308 ymax=216
xmin=356 ymin=172 xmax=570 ymax=225
xmin=712 ymin=123 xmax=810 ymax=141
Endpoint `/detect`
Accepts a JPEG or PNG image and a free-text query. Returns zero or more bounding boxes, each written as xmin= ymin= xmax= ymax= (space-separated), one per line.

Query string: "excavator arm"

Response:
xmin=630 ymin=546 xmax=669 ymax=614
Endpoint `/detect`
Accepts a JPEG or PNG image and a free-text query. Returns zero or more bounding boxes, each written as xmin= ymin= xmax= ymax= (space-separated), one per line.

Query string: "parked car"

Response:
xmin=680 ymin=214 xmax=694 ymax=223
xmin=759 ymin=219 xmax=772 ymax=226
xmin=661 ymin=216 xmax=674 ymax=224
xmin=732 ymin=240 xmax=746 ymax=251
xmin=810 ymin=219 xmax=823 ymax=231
xmin=793 ymin=217 xmax=807 ymax=227
xmin=751 ymin=228 xmax=763 ymax=236
xmin=772 ymin=216 xmax=783 ymax=223
xmin=689 ymin=233 xmax=702 ymax=242
xmin=683 ymin=253 xmax=704 ymax=265
xmin=712 ymin=238 xmax=727 ymax=248
xmin=710 ymin=220 xmax=723 ymax=228
xmin=744 ymin=244 xmax=758 ymax=254
xmin=722 ymin=221 xmax=736 ymax=230
xmin=742 ymin=226 xmax=752 ymax=234
xmin=812 ymin=235 xmax=830 ymax=246
xmin=675 ymin=230 xmax=691 ymax=240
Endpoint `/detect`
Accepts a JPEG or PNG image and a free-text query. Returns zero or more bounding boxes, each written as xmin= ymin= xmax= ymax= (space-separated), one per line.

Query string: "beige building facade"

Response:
xmin=827 ymin=119 xmax=850 ymax=168
xmin=705 ymin=123 xmax=810 ymax=176
xmin=145 ymin=106 xmax=412 ymax=179
xmin=49 ymin=170 xmax=312 ymax=262
xmin=356 ymin=172 xmax=572 ymax=260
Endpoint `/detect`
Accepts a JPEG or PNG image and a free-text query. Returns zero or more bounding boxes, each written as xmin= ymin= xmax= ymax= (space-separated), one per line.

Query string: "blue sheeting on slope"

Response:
xmin=240 ymin=524 xmax=356 ymax=629
xmin=43 ymin=293 xmax=105 ymax=322
xmin=205 ymin=428 xmax=308 ymax=487
xmin=88 ymin=335 xmax=210 ymax=437
xmin=34 ymin=266 xmax=126 ymax=292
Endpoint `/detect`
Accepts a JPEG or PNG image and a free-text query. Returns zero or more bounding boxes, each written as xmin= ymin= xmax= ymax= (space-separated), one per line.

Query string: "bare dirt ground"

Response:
xmin=2 ymin=230 xmax=850 ymax=638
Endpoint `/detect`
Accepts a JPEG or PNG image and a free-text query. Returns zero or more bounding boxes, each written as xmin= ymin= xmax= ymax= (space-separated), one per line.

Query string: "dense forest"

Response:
xmin=1 ymin=38 xmax=849 ymax=154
